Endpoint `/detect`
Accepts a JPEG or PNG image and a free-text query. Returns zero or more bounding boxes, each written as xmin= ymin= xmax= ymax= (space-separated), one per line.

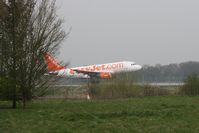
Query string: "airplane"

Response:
xmin=44 ymin=53 xmax=142 ymax=79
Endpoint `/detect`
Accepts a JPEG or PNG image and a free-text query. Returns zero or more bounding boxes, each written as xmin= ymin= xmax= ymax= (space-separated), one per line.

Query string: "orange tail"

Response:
xmin=44 ymin=53 xmax=65 ymax=71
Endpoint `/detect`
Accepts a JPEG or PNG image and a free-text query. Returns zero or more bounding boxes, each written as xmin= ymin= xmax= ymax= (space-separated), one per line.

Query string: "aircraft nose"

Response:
xmin=135 ymin=65 xmax=142 ymax=70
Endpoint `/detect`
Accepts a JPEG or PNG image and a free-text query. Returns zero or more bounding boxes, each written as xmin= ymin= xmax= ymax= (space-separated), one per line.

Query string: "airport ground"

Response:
xmin=45 ymin=78 xmax=183 ymax=99
xmin=1 ymin=96 xmax=199 ymax=133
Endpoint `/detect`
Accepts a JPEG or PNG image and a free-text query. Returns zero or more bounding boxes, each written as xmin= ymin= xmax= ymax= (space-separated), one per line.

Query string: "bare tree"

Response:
xmin=0 ymin=0 xmax=67 ymax=108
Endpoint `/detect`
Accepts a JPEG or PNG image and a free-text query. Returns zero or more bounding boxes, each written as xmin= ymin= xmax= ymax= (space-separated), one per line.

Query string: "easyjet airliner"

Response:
xmin=44 ymin=53 xmax=142 ymax=79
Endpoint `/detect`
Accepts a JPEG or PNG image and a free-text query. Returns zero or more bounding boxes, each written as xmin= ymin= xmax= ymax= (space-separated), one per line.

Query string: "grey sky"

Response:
xmin=56 ymin=0 xmax=199 ymax=67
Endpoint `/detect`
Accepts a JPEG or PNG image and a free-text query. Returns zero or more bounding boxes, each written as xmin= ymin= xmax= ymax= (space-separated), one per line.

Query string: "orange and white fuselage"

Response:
xmin=44 ymin=53 xmax=142 ymax=79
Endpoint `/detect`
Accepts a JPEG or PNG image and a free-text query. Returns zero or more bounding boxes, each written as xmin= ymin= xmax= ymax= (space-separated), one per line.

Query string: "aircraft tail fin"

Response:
xmin=44 ymin=53 xmax=65 ymax=71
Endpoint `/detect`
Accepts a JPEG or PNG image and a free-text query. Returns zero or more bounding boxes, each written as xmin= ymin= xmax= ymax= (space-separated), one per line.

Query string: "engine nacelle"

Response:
xmin=100 ymin=72 xmax=112 ymax=79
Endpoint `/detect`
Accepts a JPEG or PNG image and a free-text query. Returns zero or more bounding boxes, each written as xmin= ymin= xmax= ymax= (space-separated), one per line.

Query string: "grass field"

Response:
xmin=1 ymin=96 xmax=199 ymax=133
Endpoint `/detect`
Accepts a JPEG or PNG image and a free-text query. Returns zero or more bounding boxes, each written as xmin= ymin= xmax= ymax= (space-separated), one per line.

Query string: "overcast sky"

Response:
xmin=56 ymin=0 xmax=199 ymax=67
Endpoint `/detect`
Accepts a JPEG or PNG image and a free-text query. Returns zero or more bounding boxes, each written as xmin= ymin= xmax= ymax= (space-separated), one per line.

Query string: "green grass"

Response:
xmin=1 ymin=96 xmax=199 ymax=133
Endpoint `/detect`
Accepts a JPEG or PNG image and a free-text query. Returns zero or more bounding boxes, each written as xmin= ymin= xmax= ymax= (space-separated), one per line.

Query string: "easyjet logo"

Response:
xmin=47 ymin=55 xmax=60 ymax=67
xmin=45 ymin=54 xmax=64 ymax=70
xmin=78 ymin=63 xmax=124 ymax=72
xmin=47 ymin=55 xmax=58 ymax=66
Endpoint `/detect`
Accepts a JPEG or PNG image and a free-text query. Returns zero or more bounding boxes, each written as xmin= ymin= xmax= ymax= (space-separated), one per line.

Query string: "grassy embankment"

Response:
xmin=1 ymin=96 xmax=199 ymax=133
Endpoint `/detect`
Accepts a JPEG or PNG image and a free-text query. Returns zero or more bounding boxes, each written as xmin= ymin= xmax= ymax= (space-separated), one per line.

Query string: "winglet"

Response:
xmin=44 ymin=53 xmax=65 ymax=71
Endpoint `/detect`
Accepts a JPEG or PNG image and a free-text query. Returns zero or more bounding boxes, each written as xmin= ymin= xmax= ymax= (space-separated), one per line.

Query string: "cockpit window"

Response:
xmin=131 ymin=63 xmax=136 ymax=66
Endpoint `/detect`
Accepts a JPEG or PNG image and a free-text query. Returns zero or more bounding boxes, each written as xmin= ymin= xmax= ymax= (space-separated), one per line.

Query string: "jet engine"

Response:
xmin=99 ymin=72 xmax=112 ymax=79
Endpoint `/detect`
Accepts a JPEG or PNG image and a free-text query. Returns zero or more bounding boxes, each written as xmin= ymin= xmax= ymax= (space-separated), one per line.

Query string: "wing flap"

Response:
xmin=73 ymin=69 xmax=100 ymax=77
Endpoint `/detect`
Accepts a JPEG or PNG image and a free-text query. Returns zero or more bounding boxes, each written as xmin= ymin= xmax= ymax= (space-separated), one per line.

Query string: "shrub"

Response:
xmin=0 ymin=77 xmax=14 ymax=100
xmin=89 ymin=72 xmax=143 ymax=99
xmin=179 ymin=74 xmax=199 ymax=96
xmin=142 ymin=85 xmax=170 ymax=96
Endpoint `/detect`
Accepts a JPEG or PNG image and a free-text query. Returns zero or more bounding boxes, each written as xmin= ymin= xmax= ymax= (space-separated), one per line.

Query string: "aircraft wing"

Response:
xmin=73 ymin=69 xmax=112 ymax=79
xmin=73 ymin=69 xmax=100 ymax=77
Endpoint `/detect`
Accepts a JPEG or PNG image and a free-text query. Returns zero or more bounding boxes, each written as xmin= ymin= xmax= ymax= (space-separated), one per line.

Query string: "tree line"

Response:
xmin=135 ymin=61 xmax=199 ymax=83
